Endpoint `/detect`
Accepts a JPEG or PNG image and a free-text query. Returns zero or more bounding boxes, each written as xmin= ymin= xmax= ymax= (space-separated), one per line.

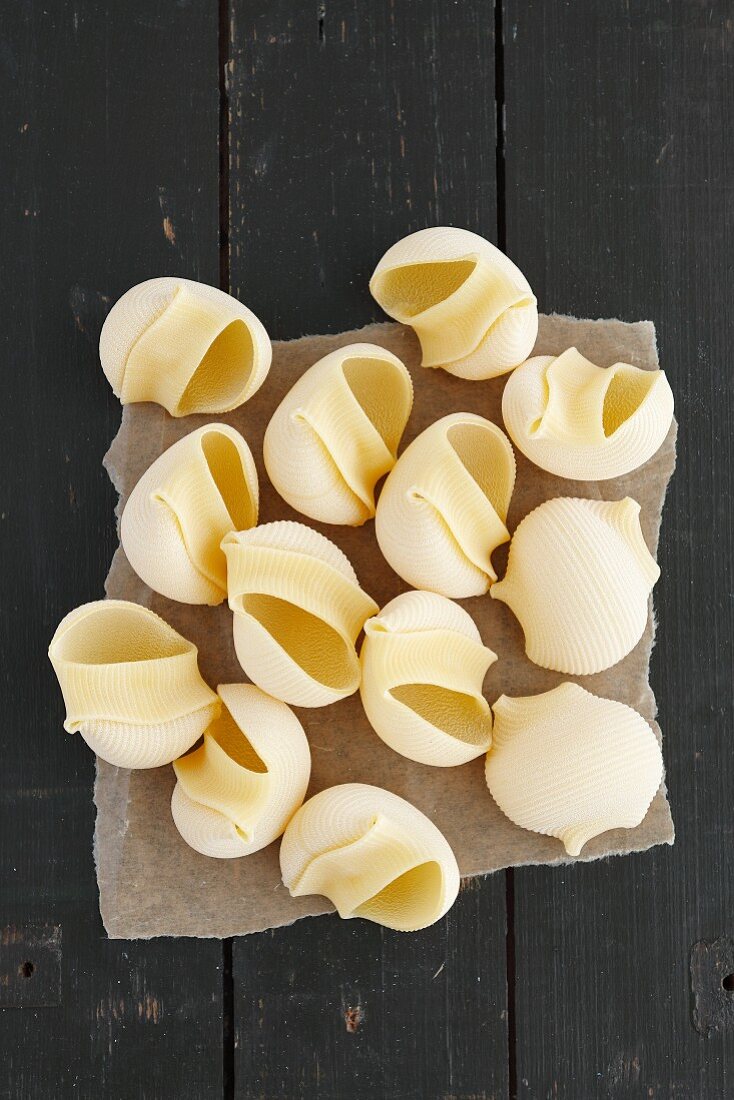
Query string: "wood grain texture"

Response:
xmin=503 ymin=2 xmax=734 ymax=1096
xmin=227 ymin=3 xmax=508 ymax=1098
xmin=0 ymin=2 xmax=224 ymax=1097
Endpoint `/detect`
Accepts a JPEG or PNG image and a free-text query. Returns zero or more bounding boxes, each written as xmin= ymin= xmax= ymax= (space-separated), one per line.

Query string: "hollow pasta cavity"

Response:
xmin=446 ymin=421 xmax=513 ymax=523
xmin=178 ymin=319 xmax=255 ymax=416
xmin=354 ymin=861 xmax=443 ymax=930
xmin=390 ymin=685 xmax=492 ymax=747
xmin=263 ymin=343 xmax=412 ymax=526
xmin=200 ymin=428 xmax=257 ymax=531
xmin=239 ymin=595 xmax=357 ymax=692
xmin=120 ymin=424 xmax=258 ymax=605
xmin=374 ymin=259 xmax=477 ymax=319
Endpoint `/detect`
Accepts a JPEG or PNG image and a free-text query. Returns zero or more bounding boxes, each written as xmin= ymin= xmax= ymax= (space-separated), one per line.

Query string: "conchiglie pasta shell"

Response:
xmin=222 ymin=521 xmax=378 ymax=707
xmin=279 ymin=783 xmax=460 ymax=931
xmin=360 ymin=591 xmax=495 ymax=766
xmin=99 ymin=277 xmax=271 ymax=416
xmin=369 ymin=227 xmax=538 ymax=379
xmin=375 ymin=412 xmax=516 ymax=597
xmin=263 ymin=343 xmax=413 ymax=526
xmin=486 ymin=682 xmax=664 ymax=856
xmin=171 ymin=683 xmax=311 ymax=858
xmin=502 ymin=347 xmax=675 ymax=480
xmin=121 ymin=424 xmax=258 ymax=605
xmin=48 ymin=600 xmax=220 ymax=768
xmin=491 ymin=497 xmax=659 ymax=674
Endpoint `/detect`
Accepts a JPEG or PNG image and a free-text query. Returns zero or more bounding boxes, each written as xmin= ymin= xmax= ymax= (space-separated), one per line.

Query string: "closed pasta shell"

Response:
xmin=222 ymin=521 xmax=378 ymax=707
xmin=121 ymin=423 xmax=258 ymax=605
xmin=99 ymin=277 xmax=271 ymax=416
xmin=491 ymin=497 xmax=659 ymax=674
xmin=370 ymin=227 xmax=537 ymax=379
xmin=280 ymin=783 xmax=460 ymax=931
xmin=48 ymin=600 xmax=220 ymax=768
xmin=360 ymin=591 xmax=495 ymax=766
xmin=263 ymin=343 xmax=413 ymax=525
xmin=375 ymin=412 xmax=516 ymax=597
xmin=502 ymin=347 xmax=675 ymax=480
xmin=171 ymin=684 xmax=311 ymax=859
xmin=486 ymin=683 xmax=664 ymax=856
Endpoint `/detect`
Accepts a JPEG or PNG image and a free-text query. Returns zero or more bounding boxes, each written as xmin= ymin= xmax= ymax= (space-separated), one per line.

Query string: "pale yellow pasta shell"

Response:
xmin=502 ymin=348 xmax=675 ymax=480
xmin=120 ymin=423 xmax=258 ymax=606
xmin=48 ymin=600 xmax=220 ymax=768
xmin=486 ymin=683 xmax=664 ymax=856
xmin=222 ymin=521 xmax=378 ymax=707
xmin=369 ymin=226 xmax=537 ymax=379
xmin=360 ymin=591 xmax=495 ymax=766
xmin=171 ymin=683 xmax=311 ymax=859
xmin=99 ymin=277 xmax=271 ymax=416
xmin=263 ymin=343 xmax=413 ymax=526
xmin=280 ymin=783 xmax=460 ymax=931
xmin=375 ymin=412 xmax=516 ymax=597
xmin=491 ymin=497 xmax=659 ymax=674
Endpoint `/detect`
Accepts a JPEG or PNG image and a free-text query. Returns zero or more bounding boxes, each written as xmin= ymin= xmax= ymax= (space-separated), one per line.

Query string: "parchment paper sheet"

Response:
xmin=96 ymin=314 xmax=676 ymax=938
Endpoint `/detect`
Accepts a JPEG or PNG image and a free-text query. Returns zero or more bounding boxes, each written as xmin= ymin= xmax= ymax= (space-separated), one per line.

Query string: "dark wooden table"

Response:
xmin=2 ymin=2 xmax=732 ymax=1097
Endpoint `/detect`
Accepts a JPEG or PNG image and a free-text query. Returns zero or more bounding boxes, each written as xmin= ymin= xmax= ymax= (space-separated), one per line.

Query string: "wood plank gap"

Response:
xmin=496 ymin=5 xmax=515 ymax=1098
xmin=219 ymin=0 xmax=231 ymax=290
xmin=505 ymin=870 xmax=517 ymax=1100
xmin=222 ymin=938 xmax=235 ymax=1099
xmin=219 ymin=2 xmax=235 ymax=1095
xmin=494 ymin=0 xmax=507 ymax=252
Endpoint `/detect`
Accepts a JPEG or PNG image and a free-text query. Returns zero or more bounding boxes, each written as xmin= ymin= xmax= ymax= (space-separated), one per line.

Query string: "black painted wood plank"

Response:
xmin=503 ymin=2 xmax=734 ymax=1096
xmin=227 ymin=4 xmax=507 ymax=1098
xmin=0 ymin=3 xmax=224 ymax=1097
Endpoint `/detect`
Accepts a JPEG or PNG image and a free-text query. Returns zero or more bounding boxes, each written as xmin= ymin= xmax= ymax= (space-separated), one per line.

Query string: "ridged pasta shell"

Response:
xmin=121 ymin=423 xmax=258 ymax=605
xmin=171 ymin=683 xmax=311 ymax=859
xmin=263 ymin=343 xmax=413 ymax=526
xmin=369 ymin=227 xmax=538 ymax=379
xmin=280 ymin=783 xmax=460 ymax=931
xmin=486 ymin=682 xmax=664 ymax=856
xmin=360 ymin=591 xmax=496 ymax=766
xmin=502 ymin=347 xmax=675 ymax=480
xmin=222 ymin=521 xmax=379 ymax=707
xmin=48 ymin=600 xmax=220 ymax=768
xmin=491 ymin=497 xmax=659 ymax=674
xmin=99 ymin=277 xmax=271 ymax=416
xmin=375 ymin=412 xmax=516 ymax=597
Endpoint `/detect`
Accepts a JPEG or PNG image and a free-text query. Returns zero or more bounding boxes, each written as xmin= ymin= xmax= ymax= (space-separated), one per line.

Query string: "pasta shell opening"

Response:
xmin=353 ymin=860 xmax=443 ymax=931
xmin=200 ymin=429 xmax=257 ymax=532
xmin=373 ymin=259 xmax=477 ymax=319
xmin=602 ymin=366 xmax=658 ymax=436
xmin=205 ymin=703 xmax=268 ymax=774
xmin=389 ymin=685 xmax=493 ymax=747
xmin=263 ymin=344 xmax=412 ymax=526
xmin=121 ymin=424 xmax=258 ymax=605
xmin=370 ymin=229 xmax=537 ymax=377
xmin=55 ymin=602 xmax=187 ymax=665
xmin=178 ymin=319 xmax=255 ymax=417
xmin=280 ymin=783 xmax=460 ymax=930
xmin=240 ymin=594 xmax=358 ymax=692
xmin=503 ymin=350 xmax=674 ymax=481
xmin=446 ymin=421 xmax=513 ymax=523
xmin=49 ymin=600 xmax=220 ymax=768
xmin=100 ymin=278 xmax=271 ymax=416
xmin=342 ymin=355 xmax=412 ymax=454
xmin=171 ymin=683 xmax=311 ymax=858
xmin=374 ymin=413 xmax=515 ymax=597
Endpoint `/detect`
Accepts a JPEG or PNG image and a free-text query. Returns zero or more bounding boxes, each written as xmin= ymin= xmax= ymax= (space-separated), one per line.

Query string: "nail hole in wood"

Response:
xmin=723 ymin=973 xmax=734 ymax=992
xmin=19 ymin=961 xmax=34 ymax=979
